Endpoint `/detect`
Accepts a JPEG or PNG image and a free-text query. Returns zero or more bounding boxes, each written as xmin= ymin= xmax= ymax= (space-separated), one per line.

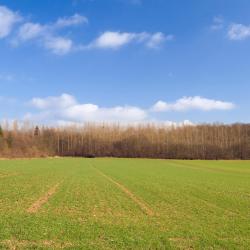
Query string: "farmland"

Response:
xmin=0 ymin=158 xmax=249 ymax=249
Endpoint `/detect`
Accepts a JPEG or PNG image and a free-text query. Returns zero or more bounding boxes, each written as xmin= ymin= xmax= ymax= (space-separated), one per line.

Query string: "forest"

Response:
xmin=0 ymin=122 xmax=249 ymax=160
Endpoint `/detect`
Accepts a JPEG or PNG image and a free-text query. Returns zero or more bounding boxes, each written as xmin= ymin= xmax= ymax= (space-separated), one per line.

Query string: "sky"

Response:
xmin=0 ymin=0 xmax=250 ymax=125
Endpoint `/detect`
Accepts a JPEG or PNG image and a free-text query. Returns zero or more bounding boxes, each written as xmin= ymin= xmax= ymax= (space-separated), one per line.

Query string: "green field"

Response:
xmin=0 ymin=158 xmax=249 ymax=249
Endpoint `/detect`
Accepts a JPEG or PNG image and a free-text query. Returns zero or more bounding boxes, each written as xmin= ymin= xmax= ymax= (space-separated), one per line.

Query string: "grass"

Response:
xmin=0 ymin=158 xmax=249 ymax=249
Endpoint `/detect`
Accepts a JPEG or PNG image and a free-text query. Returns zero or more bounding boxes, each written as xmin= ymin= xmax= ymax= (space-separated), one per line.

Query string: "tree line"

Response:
xmin=0 ymin=122 xmax=249 ymax=159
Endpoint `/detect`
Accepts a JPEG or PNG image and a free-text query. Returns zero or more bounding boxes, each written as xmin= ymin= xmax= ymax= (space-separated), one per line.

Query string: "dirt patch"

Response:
xmin=27 ymin=183 xmax=60 ymax=213
xmin=1 ymin=239 xmax=74 ymax=249
xmin=93 ymin=167 xmax=154 ymax=216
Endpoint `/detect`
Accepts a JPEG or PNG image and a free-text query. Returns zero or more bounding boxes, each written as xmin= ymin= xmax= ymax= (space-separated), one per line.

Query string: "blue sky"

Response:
xmin=0 ymin=0 xmax=249 ymax=125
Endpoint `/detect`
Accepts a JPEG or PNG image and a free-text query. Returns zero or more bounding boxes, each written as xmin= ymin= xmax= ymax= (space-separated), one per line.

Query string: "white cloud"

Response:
xmin=151 ymin=96 xmax=235 ymax=112
xmin=64 ymin=104 xmax=147 ymax=122
xmin=211 ymin=16 xmax=224 ymax=31
xmin=146 ymin=33 xmax=173 ymax=48
xmin=17 ymin=23 xmax=74 ymax=54
xmin=27 ymin=94 xmax=147 ymax=123
xmin=0 ymin=5 xmax=21 ymax=38
xmin=25 ymin=94 xmax=235 ymax=125
xmin=17 ymin=22 xmax=75 ymax=54
xmin=15 ymin=13 xmax=87 ymax=54
xmin=210 ymin=19 xmax=250 ymax=41
xmin=228 ymin=23 xmax=250 ymax=40
xmin=89 ymin=31 xmax=172 ymax=49
xmin=55 ymin=14 xmax=88 ymax=28
xmin=44 ymin=36 xmax=73 ymax=55
xmin=17 ymin=13 xmax=87 ymax=41
xmin=91 ymin=31 xmax=137 ymax=49
xmin=1 ymin=4 xmax=170 ymax=54
xmin=16 ymin=26 xmax=170 ymax=53
xmin=31 ymin=93 xmax=77 ymax=109
xmin=18 ymin=22 xmax=44 ymax=41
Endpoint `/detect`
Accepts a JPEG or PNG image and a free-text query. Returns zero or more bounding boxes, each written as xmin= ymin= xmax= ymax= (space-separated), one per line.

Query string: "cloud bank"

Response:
xmin=22 ymin=94 xmax=235 ymax=125
xmin=26 ymin=94 xmax=147 ymax=124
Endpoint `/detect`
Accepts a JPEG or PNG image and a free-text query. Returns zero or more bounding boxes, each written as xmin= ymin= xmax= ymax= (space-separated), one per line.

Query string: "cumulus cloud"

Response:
xmin=209 ymin=18 xmax=250 ymax=41
xmin=228 ymin=23 xmax=250 ymax=40
xmin=89 ymin=31 xmax=172 ymax=49
xmin=64 ymin=104 xmax=147 ymax=122
xmin=31 ymin=93 xmax=77 ymax=109
xmin=209 ymin=19 xmax=250 ymax=41
xmin=27 ymin=94 xmax=147 ymax=123
xmin=91 ymin=31 xmax=137 ymax=49
xmin=0 ymin=5 xmax=21 ymax=38
xmin=151 ymin=96 xmax=235 ymax=112
xmin=24 ymin=94 xmax=235 ymax=124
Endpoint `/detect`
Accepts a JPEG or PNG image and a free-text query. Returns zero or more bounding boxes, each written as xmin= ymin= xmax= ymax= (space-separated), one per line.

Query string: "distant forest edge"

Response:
xmin=0 ymin=122 xmax=249 ymax=160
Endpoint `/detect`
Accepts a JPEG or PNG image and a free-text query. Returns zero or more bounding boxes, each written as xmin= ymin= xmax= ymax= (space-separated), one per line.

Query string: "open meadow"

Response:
xmin=0 ymin=158 xmax=249 ymax=249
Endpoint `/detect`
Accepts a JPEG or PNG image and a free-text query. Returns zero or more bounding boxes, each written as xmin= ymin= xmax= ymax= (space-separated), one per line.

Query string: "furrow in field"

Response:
xmin=93 ymin=166 xmax=154 ymax=216
xmin=27 ymin=183 xmax=60 ymax=214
